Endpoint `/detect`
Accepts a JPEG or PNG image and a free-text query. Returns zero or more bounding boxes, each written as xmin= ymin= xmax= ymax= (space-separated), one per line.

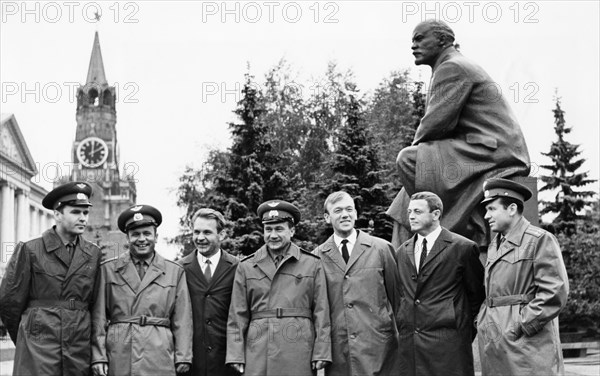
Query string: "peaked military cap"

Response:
xmin=118 ymin=204 xmax=162 ymax=233
xmin=481 ymin=178 xmax=532 ymax=204
xmin=42 ymin=181 xmax=93 ymax=210
xmin=257 ymin=200 xmax=301 ymax=225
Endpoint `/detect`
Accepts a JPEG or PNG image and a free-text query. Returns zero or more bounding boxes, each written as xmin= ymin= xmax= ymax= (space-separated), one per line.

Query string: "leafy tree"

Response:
xmin=540 ymin=96 xmax=596 ymax=234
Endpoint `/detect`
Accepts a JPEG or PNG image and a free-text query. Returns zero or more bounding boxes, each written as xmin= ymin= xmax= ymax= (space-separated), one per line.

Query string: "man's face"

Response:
xmin=55 ymin=205 xmax=89 ymax=237
xmin=127 ymin=225 xmax=157 ymax=259
xmin=407 ymin=199 xmax=439 ymax=236
xmin=192 ymin=217 xmax=223 ymax=258
xmin=263 ymin=221 xmax=295 ymax=253
xmin=411 ymin=23 xmax=444 ymax=67
xmin=325 ymin=195 xmax=357 ymax=237
xmin=484 ymin=199 xmax=515 ymax=235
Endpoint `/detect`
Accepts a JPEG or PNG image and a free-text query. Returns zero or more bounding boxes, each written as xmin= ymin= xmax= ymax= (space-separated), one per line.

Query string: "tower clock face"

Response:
xmin=77 ymin=137 xmax=108 ymax=168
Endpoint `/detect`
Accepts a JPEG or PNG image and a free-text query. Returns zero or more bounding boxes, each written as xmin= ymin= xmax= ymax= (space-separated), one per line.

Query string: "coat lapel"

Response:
xmin=43 ymin=229 xmax=71 ymax=268
xmin=320 ymin=236 xmax=346 ymax=273
xmin=137 ymin=253 xmax=166 ymax=295
xmin=64 ymin=238 xmax=92 ymax=280
xmin=116 ymin=253 xmax=140 ymax=293
xmin=210 ymin=250 xmax=236 ymax=287
xmin=421 ymin=228 xmax=451 ymax=271
xmin=253 ymin=247 xmax=276 ymax=281
xmin=488 ymin=218 xmax=529 ymax=269
xmin=346 ymin=231 xmax=368 ymax=271
xmin=406 ymin=234 xmax=417 ymax=272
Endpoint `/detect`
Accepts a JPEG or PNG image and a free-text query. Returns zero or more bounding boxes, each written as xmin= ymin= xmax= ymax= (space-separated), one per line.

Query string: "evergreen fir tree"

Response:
xmin=540 ymin=96 xmax=596 ymax=234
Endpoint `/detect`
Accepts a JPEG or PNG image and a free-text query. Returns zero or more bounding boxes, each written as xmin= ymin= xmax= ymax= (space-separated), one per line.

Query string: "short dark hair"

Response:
xmin=497 ymin=197 xmax=524 ymax=214
xmin=410 ymin=191 xmax=444 ymax=216
xmin=191 ymin=208 xmax=227 ymax=232
xmin=323 ymin=191 xmax=354 ymax=213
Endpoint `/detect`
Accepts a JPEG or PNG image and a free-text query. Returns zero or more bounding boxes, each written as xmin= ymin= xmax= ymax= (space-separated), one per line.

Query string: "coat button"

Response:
xmin=205 ymin=294 xmax=211 ymax=298
xmin=350 ymin=334 xmax=356 ymax=339
xmin=206 ymin=319 xmax=212 ymax=325
xmin=347 ymin=303 xmax=353 ymax=308
xmin=344 ymin=275 xmax=349 ymax=279
xmin=415 ymin=299 xmax=421 ymax=305
xmin=415 ymin=328 xmax=420 ymax=334
xmin=207 ymin=346 xmax=213 ymax=352
xmin=411 ymin=274 xmax=417 ymax=281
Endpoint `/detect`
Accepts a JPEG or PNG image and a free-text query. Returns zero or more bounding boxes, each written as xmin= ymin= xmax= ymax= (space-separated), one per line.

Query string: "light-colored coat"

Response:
xmin=312 ymin=231 xmax=400 ymax=376
xmin=396 ymin=228 xmax=485 ymax=376
xmin=0 ymin=228 xmax=101 ymax=376
xmin=388 ymin=47 xmax=531 ymax=246
xmin=91 ymin=251 xmax=193 ymax=376
xmin=226 ymin=244 xmax=331 ymax=376
xmin=477 ymin=218 xmax=569 ymax=376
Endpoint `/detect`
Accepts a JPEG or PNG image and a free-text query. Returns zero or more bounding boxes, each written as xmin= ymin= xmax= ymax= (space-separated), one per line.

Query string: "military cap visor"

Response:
xmin=42 ymin=182 xmax=93 ymax=210
xmin=257 ymin=200 xmax=301 ymax=225
xmin=481 ymin=178 xmax=532 ymax=204
xmin=118 ymin=205 xmax=163 ymax=233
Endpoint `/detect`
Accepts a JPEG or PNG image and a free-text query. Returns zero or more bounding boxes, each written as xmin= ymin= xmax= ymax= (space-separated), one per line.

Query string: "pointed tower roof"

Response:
xmin=86 ymin=31 xmax=107 ymax=85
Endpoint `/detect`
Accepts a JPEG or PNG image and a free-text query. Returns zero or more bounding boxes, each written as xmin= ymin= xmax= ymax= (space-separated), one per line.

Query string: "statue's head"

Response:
xmin=411 ymin=19 xmax=455 ymax=67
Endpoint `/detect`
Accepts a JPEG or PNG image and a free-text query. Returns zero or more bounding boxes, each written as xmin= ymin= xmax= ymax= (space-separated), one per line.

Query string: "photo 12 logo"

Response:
xmin=1 ymin=1 xmax=140 ymax=24
xmin=401 ymin=1 xmax=540 ymax=24
xmin=201 ymin=1 xmax=340 ymax=23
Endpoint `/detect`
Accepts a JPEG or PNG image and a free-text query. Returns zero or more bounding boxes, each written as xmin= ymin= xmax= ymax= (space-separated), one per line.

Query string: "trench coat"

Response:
xmin=226 ymin=244 xmax=332 ymax=376
xmin=388 ymin=47 xmax=531 ymax=247
xmin=477 ymin=218 xmax=569 ymax=376
xmin=396 ymin=228 xmax=485 ymax=376
xmin=180 ymin=250 xmax=238 ymax=376
xmin=91 ymin=251 xmax=193 ymax=376
xmin=312 ymin=231 xmax=400 ymax=376
xmin=0 ymin=228 xmax=101 ymax=376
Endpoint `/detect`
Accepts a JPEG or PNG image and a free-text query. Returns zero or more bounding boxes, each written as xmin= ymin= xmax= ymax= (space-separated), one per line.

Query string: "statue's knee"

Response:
xmin=396 ymin=147 xmax=415 ymax=168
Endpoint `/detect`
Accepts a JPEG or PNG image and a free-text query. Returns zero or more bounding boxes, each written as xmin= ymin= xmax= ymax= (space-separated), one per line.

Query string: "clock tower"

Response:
xmin=65 ymin=31 xmax=136 ymax=259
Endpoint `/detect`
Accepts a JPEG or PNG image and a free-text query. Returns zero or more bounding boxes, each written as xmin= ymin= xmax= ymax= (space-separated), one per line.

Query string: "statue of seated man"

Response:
xmin=387 ymin=19 xmax=531 ymax=248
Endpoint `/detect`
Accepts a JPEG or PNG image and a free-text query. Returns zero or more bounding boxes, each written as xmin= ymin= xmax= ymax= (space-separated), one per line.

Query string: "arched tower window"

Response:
xmin=103 ymin=90 xmax=113 ymax=106
xmin=89 ymin=88 xmax=99 ymax=106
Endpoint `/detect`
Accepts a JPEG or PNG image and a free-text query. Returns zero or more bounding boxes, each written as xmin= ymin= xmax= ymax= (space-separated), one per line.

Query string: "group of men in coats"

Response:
xmin=0 ymin=19 xmax=569 ymax=376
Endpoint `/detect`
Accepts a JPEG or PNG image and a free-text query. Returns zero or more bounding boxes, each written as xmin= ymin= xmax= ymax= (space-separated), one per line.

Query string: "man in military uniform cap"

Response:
xmin=476 ymin=178 xmax=569 ymax=376
xmin=91 ymin=204 xmax=193 ymax=376
xmin=0 ymin=181 xmax=102 ymax=376
xmin=226 ymin=200 xmax=331 ymax=376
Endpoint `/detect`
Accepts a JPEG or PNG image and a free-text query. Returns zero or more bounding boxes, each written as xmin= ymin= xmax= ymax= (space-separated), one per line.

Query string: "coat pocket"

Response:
xmin=466 ymin=133 xmax=498 ymax=150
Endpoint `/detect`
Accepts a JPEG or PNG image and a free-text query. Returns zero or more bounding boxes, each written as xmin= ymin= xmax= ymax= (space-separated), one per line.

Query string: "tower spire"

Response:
xmin=86 ymin=31 xmax=107 ymax=85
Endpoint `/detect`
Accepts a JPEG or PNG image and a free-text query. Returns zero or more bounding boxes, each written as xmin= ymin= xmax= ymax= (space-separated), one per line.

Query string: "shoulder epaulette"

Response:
xmin=240 ymin=254 xmax=255 ymax=262
xmin=525 ymin=225 xmax=545 ymax=238
xmin=101 ymin=256 xmax=119 ymax=265
xmin=300 ymin=248 xmax=320 ymax=259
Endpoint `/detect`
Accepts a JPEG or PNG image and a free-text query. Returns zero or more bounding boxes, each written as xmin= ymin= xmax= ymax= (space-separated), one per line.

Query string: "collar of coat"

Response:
xmin=252 ymin=243 xmax=301 ymax=264
xmin=179 ymin=248 xmax=237 ymax=267
xmin=42 ymin=227 xmax=93 ymax=256
xmin=116 ymin=250 xmax=166 ymax=273
xmin=503 ymin=216 xmax=531 ymax=247
xmin=432 ymin=46 xmax=460 ymax=72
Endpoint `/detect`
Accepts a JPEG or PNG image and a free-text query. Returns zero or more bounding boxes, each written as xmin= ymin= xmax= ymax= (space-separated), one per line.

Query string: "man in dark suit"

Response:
xmin=396 ymin=191 xmax=485 ymax=376
xmin=180 ymin=208 xmax=238 ymax=376
xmin=313 ymin=191 xmax=400 ymax=376
xmin=387 ymin=19 xmax=531 ymax=248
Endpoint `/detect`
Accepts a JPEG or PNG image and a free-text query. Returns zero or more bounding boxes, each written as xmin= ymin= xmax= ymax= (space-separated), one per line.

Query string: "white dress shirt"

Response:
xmin=333 ymin=229 xmax=358 ymax=260
xmin=197 ymin=249 xmax=222 ymax=273
xmin=415 ymin=226 xmax=442 ymax=271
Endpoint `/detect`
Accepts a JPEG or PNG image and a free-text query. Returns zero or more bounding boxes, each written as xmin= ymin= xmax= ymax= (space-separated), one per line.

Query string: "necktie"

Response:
xmin=136 ymin=260 xmax=146 ymax=281
xmin=65 ymin=243 xmax=74 ymax=265
xmin=204 ymin=259 xmax=212 ymax=282
xmin=274 ymin=255 xmax=283 ymax=268
xmin=497 ymin=235 xmax=505 ymax=250
xmin=341 ymin=239 xmax=350 ymax=263
xmin=418 ymin=238 xmax=428 ymax=272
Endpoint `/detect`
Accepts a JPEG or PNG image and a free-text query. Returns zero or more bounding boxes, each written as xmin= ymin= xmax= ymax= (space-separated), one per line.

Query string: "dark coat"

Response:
xmin=91 ymin=251 xmax=193 ymax=376
xmin=477 ymin=218 xmax=569 ymax=376
xmin=312 ymin=231 xmax=400 ymax=376
xmin=0 ymin=228 xmax=102 ymax=376
xmin=396 ymin=228 xmax=485 ymax=376
xmin=388 ymin=47 xmax=531 ymax=246
xmin=226 ymin=244 xmax=332 ymax=376
xmin=180 ymin=250 xmax=239 ymax=376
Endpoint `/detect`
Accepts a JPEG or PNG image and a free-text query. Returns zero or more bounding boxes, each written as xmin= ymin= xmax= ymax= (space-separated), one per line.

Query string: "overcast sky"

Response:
xmin=2 ymin=1 xmax=598 ymax=258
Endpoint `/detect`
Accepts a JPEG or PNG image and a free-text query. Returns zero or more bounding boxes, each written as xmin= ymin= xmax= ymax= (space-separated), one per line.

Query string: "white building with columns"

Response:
xmin=0 ymin=113 xmax=54 ymax=276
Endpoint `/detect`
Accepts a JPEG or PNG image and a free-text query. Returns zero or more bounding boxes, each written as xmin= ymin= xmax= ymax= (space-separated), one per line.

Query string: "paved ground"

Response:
xmin=2 ymin=336 xmax=599 ymax=375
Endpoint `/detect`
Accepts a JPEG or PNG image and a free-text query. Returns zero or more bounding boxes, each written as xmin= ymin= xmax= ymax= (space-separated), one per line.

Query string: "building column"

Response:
xmin=1 ymin=183 xmax=16 ymax=276
xmin=16 ymin=189 xmax=30 ymax=242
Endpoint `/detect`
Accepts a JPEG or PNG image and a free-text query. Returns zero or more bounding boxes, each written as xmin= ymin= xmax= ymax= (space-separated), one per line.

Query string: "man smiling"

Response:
xmin=313 ymin=191 xmax=400 ymax=376
xmin=91 ymin=205 xmax=192 ymax=376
